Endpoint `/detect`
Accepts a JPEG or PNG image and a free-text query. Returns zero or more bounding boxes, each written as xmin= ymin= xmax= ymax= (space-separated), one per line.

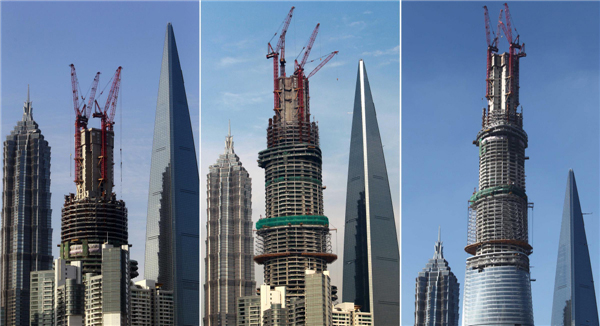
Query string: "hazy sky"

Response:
xmin=0 ymin=1 xmax=199 ymax=280
xmin=201 ymin=1 xmax=400 ymax=300
xmin=402 ymin=2 xmax=599 ymax=325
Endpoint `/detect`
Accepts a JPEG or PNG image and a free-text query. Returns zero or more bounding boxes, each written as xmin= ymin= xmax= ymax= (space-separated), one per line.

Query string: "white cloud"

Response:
xmin=218 ymin=56 xmax=248 ymax=68
xmin=218 ymin=91 xmax=271 ymax=108
xmin=362 ymin=45 xmax=399 ymax=57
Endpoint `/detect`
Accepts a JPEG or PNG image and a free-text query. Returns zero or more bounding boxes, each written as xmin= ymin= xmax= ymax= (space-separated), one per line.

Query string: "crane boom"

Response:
xmin=295 ymin=23 xmax=320 ymax=72
xmin=104 ymin=67 xmax=122 ymax=128
xmin=86 ymin=72 xmax=100 ymax=120
xmin=307 ymin=51 xmax=338 ymax=79
xmin=484 ymin=6 xmax=492 ymax=47
xmin=70 ymin=64 xmax=81 ymax=116
xmin=267 ymin=7 xmax=294 ymax=111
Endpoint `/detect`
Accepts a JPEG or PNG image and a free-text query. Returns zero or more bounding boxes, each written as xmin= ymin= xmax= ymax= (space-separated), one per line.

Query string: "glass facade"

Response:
xmin=462 ymin=266 xmax=533 ymax=325
xmin=342 ymin=60 xmax=399 ymax=325
xmin=414 ymin=231 xmax=459 ymax=326
xmin=550 ymin=170 xmax=599 ymax=326
xmin=144 ymin=23 xmax=199 ymax=325
xmin=1 ymin=94 xmax=52 ymax=326
xmin=204 ymin=130 xmax=255 ymax=326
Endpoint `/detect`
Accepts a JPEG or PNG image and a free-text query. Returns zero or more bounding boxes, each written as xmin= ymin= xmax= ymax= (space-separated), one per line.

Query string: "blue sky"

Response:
xmin=200 ymin=1 xmax=399 ymax=299
xmin=402 ymin=2 xmax=599 ymax=325
xmin=0 ymin=1 xmax=199 ymax=280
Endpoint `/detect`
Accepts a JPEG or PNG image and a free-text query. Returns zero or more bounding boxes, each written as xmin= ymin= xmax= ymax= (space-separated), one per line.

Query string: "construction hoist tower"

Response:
xmin=462 ymin=4 xmax=534 ymax=326
xmin=254 ymin=7 xmax=338 ymax=302
xmin=60 ymin=65 xmax=128 ymax=275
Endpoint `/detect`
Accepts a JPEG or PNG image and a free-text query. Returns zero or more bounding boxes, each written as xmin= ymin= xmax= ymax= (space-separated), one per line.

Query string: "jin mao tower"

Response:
xmin=0 ymin=89 xmax=52 ymax=326
xmin=204 ymin=124 xmax=255 ymax=326
xmin=414 ymin=229 xmax=459 ymax=326
xmin=462 ymin=5 xmax=534 ymax=325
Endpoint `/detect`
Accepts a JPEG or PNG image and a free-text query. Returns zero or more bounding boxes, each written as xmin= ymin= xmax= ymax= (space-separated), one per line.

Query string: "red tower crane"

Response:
xmin=267 ymin=7 xmax=294 ymax=112
xmin=294 ymin=23 xmax=320 ymax=73
xmin=498 ymin=3 xmax=525 ymax=119
xmin=484 ymin=6 xmax=499 ymax=100
xmin=70 ymin=64 xmax=100 ymax=184
xmin=293 ymin=23 xmax=320 ymax=141
xmin=92 ymin=66 xmax=122 ymax=190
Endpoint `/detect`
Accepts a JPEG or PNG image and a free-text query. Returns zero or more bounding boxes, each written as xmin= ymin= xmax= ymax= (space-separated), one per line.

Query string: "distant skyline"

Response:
xmin=402 ymin=2 xmax=599 ymax=325
xmin=201 ymin=2 xmax=400 ymax=301
xmin=0 ymin=1 xmax=199 ymax=280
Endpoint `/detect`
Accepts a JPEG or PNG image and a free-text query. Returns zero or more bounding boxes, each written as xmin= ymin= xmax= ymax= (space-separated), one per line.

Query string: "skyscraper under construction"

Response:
xmin=254 ymin=7 xmax=338 ymax=302
xmin=462 ymin=4 xmax=534 ymax=325
xmin=60 ymin=66 xmax=127 ymax=276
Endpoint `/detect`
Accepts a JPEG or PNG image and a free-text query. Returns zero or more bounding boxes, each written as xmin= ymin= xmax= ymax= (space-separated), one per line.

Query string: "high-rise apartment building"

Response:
xmin=1 ymin=89 xmax=53 ymax=326
xmin=342 ymin=60 xmax=399 ymax=325
xmin=54 ymin=259 xmax=83 ymax=326
xmin=29 ymin=270 xmax=54 ymax=326
xmin=462 ymin=6 xmax=534 ymax=325
xmin=237 ymin=284 xmax=286 ymax=326
xmin=130 ymin=279 xmax=174 ymax=326
xmin=205 ymin=125 xmax=255 ymax=326
xmin=414 ymin=229 xmax=459 ymax=326
xmin=551 ymin=170 xmax=599 ymax=326
xmin=305 ymin=270 xmax=332 ymax=326
xmin=332 ymin=303 xmax=373 ymax=326
xmin=144 ymin=23 xmax=199 ymax=325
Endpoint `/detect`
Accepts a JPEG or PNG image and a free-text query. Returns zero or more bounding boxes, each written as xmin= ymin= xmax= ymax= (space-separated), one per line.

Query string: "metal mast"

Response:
xmin=463 ymin=4 xmax=533 ymax=325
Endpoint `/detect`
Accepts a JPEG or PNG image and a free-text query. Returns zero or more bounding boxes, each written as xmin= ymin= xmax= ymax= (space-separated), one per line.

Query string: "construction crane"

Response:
xmin=499 ymin=4 xmax=525 ymax=112
xmin=92 ymin=66 xmax=122 ymax=191
xmin=306 ymin=51 xmax=338 ymax=79
xmin=294 ymin=23 xmax=320 ymax=73
xmin=267 ymin=7 xmax=294 ymax=112
xmin=70 ymin=64 xmax=100 ymax=184
xmin=293 ymin=23 xmax=320 ymax=141
xmin=483 ymin=6 xmax=499 ymax=100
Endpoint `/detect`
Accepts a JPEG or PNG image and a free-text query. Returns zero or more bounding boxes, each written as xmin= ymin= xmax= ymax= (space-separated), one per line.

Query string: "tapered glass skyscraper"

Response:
xmin=0 ymin=90 xmax=52 ymax=326
xmin=342 ymin=60 xmax=399 ymax=325
xmin=551 ymin=170 xmax=599 ymax=326
xmin=204 ymin=125 xmax=255 ymax=326
xmin=144 ymin=23 xmax=199 ymax=325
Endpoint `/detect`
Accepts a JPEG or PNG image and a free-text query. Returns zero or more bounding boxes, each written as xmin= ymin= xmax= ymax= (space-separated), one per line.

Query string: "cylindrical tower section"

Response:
xmin=60 ymin=195 xmax=127 ymax=275
xmin=463 ymin=50 xmax=534 ymax=326
xmin=255 ymin=74 xmax=336 ymax=301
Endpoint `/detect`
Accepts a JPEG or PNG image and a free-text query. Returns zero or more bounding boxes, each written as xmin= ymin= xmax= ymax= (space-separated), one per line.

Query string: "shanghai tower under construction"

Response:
xmin=254 ymin=7 xmax=338 ymax=302
xmin=60 ymin=66 xmax=127 ymax=276
xmin=462 ymin=4 xmax=534 ymax=326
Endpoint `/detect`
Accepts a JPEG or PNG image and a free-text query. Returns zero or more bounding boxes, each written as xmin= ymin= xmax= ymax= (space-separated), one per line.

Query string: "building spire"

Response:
xmin=23 ymin=85 xmax=33 ymax=121
xmin=225 ymin=120 xmax=234 ymax=154
xmin=433 ymin=226 xmax=443 ymax=259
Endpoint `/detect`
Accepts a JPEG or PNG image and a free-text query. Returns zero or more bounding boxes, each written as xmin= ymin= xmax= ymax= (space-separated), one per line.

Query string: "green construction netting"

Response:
xmin=256 ymin=215 xmax=329 ymax=230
